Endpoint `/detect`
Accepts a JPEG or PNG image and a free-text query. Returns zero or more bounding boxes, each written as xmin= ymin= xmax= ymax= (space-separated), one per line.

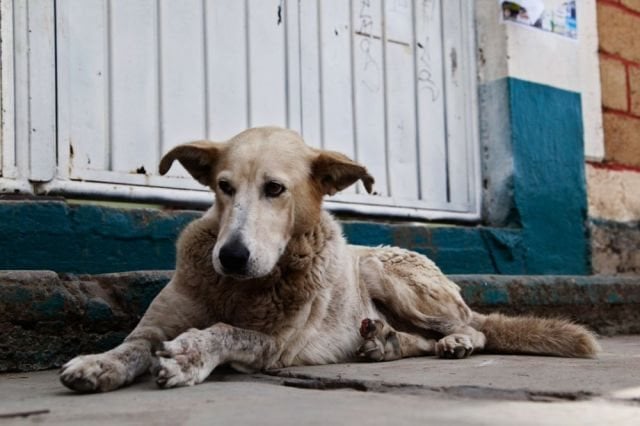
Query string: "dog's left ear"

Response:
xmin=159 ymin=141 xmax=225 ymax=187
xmin=311 ymin=150 xmax=374 ymax=195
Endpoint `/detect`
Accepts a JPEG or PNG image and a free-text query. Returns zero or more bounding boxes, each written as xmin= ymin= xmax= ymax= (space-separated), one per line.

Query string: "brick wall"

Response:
xmin=598 ymin=0 xmax=640 ymax=167
xmin=589 ymin=1 xmax=640 ymax=275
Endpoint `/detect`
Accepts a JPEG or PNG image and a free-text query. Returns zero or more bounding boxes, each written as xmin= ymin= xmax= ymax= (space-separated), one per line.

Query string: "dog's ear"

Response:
xmin=159 ymin=141 xmax=225 ymax=186
xmin=311 ymin=150 xmax=374 ymax=195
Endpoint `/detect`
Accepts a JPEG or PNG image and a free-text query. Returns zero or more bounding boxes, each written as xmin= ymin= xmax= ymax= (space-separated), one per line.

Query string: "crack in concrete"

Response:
xmin=122 ymin=367 xmax=640 ymax=407
xmin=260 ymin=370 xmax=598 ymax=403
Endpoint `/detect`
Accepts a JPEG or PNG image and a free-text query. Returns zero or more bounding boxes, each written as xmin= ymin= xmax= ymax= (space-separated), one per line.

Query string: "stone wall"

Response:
xmin=589 ymin=0 xmax=640 ymax=274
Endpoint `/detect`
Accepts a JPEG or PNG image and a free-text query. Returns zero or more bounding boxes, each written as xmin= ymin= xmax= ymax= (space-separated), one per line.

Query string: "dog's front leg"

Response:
xmin=59 ymin=338 xmax=155 ymax=393
xmin=60 ymin=282 xmax=208 ymax=392
xmin=154 ymin=323 xmax=277 ymax=389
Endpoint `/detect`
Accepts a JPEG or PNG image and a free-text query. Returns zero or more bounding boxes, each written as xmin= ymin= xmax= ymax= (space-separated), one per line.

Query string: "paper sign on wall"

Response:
xmin=500 ymin=1 xmax=577 ymax=38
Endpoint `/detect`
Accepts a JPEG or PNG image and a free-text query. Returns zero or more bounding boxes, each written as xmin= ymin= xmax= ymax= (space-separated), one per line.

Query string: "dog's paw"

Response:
xmin=357 ymin=318 xmax=401 ymax=362
xmin=359 ymin=318 xmax=382 ymax=339
xmin=358 ymin=337 xmax=386 ymax=361
xmin=436 ymin=334 xmax=473 ymax=359
xmin=59 ymin=354 xmax=128 ymax=392
xmin=154 ymin=329 xmax=217 ymax=389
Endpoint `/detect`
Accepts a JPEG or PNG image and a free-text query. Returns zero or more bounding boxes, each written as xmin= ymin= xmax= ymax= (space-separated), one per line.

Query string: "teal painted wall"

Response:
xmin=508 ymin=78 xmax=589 ymax=274
xmin=0 ymin=201 xmax=200 ymax=273
xmin=341 ymin=223 xmax=525 ymax=274
xmin=0 ymin=201 xmax=526 ymax=274
xmin=0 ymin=79 xmax=590 ymax=275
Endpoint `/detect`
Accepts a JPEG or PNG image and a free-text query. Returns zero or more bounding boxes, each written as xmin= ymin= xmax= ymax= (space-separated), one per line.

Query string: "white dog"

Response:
xmin=60 ymin=127 xmax=599 ymax=392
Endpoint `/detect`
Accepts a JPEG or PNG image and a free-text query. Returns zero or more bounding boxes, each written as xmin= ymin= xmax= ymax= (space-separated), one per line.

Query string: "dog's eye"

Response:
xmin=264 ymin=181 xmax=285 ymax=198
xmin=218 ymin=180 xmax=235 ymax=196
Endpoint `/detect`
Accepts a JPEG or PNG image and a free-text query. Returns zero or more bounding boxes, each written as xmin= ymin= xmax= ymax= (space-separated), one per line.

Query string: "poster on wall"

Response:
xmin=500 ymin=1 xmax=577 ymax=39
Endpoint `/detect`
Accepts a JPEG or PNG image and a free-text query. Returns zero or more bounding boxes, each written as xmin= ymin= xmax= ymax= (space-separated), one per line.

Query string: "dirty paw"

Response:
xmin=436 ymin=334 xmax=473 ymax=359
xmin=359 ymin=318 xmax=384 ymax=339
xmin=154 ymin=329 xmax=217 ymax=389
xmin=59 ymin=354 xmax=128 ymax=392
xmin=357 ymin=336 xmax=386 ymax=361
xmin=357 ymin=318 xmax=400 ymax=362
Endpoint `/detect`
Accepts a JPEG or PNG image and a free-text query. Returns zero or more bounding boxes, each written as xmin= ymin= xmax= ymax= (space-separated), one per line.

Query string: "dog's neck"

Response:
xmin=280 ymin=211 xmax=337 ymax=273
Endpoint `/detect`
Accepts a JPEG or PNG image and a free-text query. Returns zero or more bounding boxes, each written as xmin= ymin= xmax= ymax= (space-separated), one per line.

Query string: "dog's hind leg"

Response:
xmin=357 ymin=318 xmax=436 ymax=361
xmin=357 ymin=318 xmax=486 ymax=361
xmin=359 ymin=247 xmax=474 ymax=331
xmin=435 ymin=326 xmax=486 ymax=359
xmin=358 ymin=247 xmax=487 ymax=359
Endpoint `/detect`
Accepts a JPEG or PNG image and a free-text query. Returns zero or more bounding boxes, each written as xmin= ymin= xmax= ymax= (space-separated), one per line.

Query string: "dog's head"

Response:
xmin=159 ymin=127 xmax=374 ymax=279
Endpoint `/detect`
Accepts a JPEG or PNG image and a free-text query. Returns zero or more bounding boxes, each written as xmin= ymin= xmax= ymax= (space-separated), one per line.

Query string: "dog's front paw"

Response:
xmin=155 ymin=329 xmax=218 ymax=389
xmin=436 ymin=334 xmax=473 ymax=359
xmin=60 ymin=354 xmax=128 ymax=392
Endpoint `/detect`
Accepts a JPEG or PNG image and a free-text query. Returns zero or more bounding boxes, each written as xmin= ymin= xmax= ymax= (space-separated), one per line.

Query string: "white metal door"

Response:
xmin=2 ymin=0 xmax=481 ymax=220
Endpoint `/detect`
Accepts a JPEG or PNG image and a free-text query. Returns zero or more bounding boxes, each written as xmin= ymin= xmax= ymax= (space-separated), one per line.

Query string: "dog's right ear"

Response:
xmin=159 ymin=141 xmax=225 ymax=186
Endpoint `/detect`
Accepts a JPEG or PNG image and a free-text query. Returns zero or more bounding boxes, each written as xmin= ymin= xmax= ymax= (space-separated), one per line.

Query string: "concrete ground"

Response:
xmin=1 ymin=336 xmax=639 ymax=426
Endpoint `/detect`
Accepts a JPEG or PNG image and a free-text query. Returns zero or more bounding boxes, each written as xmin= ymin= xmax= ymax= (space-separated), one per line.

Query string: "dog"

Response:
xmin=60 ymin=126 xmax=600 ymax=392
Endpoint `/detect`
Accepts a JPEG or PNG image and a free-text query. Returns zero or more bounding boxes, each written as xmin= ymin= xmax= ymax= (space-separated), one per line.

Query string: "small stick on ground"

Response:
xmin=0 ymin=409 xmax=50 ymax=419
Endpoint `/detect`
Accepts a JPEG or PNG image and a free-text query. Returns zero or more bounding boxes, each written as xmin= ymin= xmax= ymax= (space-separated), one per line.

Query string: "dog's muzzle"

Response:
xmin=218 ymin=238 xmax=250 ymax=275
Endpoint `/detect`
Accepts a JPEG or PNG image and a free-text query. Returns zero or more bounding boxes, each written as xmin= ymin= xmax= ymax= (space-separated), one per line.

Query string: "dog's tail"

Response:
xmin=474 ymin=313 xmax=600 ymax=358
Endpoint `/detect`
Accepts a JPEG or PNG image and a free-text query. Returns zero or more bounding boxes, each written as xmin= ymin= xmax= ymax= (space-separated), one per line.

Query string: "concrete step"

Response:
xmin=1 ymin=270 xmax=639 ymax=372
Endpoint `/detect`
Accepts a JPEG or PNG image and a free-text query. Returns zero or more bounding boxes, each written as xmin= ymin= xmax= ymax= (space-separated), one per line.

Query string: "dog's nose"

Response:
xmin=218 ymin=239 xmax=250 ymax=274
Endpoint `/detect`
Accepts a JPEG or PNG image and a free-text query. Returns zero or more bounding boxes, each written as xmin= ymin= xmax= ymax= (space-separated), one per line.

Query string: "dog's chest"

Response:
xmin=277 ymin=261 xmax=369 ymax=366
xmin=209 ymin=277 xmax=316 ymax=334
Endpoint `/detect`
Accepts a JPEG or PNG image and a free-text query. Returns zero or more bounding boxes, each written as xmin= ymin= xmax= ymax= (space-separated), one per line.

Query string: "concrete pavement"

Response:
xmin=1 ymin=336 xmax=639 ymax=425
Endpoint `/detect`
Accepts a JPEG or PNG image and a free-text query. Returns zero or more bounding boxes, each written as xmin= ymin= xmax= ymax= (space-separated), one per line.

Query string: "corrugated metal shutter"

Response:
xmin=3 ymin=0 xmax=480 ymax=220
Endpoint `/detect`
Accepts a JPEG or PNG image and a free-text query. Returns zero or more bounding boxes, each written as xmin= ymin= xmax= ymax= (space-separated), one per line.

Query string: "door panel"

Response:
xmin=52 ymin=0 xmax=480 ymax=219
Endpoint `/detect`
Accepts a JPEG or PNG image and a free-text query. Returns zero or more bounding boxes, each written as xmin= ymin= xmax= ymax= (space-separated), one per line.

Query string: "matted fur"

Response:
xmin=59 ymin=127 xmax=599 ymax=392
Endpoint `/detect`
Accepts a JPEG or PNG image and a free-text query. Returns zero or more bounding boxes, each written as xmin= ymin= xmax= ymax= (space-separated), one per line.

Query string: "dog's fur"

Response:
xmin=60 ymin=127 xmax=600 ymax=392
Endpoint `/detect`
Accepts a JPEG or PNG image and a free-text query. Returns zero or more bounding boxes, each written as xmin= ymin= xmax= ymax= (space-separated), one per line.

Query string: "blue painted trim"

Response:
xmin=0 ymin=201 xmax=200 ymax=274
xmin=0 ymin=200 xmax=525 ymax=274
xmin=342 ymin=222 xmax=525 ymax=274
xmin=508 ymin=78 xmax=589 ymax=274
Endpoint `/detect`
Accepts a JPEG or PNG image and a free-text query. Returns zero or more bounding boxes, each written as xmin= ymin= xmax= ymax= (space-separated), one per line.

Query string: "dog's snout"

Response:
xmin=219 ymin=239 xmax=250 ymax=274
